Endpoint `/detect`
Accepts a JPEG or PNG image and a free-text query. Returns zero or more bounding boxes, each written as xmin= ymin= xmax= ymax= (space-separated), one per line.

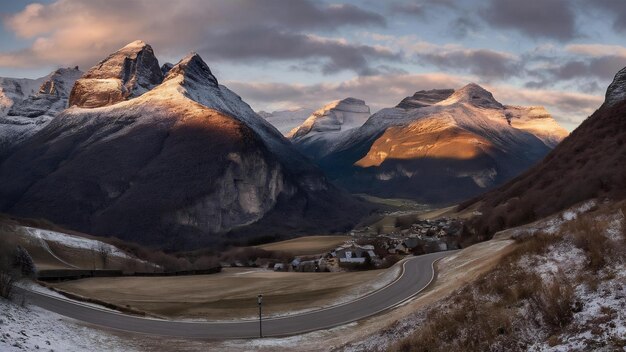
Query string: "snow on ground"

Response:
xmin=21 ymin=227 xmax=132 ymax=259
xmin=529 ymin=263 xmax=626 ymax=351
xmin=500 ymin=200 xmax=598 ymax=238
xmin=0 ymin=298 xmax=137 ymax=352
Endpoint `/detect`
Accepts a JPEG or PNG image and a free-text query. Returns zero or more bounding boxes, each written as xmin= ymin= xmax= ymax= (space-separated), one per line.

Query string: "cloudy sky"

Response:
xmin=1 ymin=0 xmax=625 ymax=130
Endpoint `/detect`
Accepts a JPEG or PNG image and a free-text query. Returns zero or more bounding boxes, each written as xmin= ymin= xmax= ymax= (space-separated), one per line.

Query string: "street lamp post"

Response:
xmin=257 ymin=294 xmax=263 ymax=338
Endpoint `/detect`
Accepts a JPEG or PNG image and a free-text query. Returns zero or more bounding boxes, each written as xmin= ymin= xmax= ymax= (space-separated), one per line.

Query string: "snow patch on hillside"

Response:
xmin=20 ymin=227 xmax=132 ymax=259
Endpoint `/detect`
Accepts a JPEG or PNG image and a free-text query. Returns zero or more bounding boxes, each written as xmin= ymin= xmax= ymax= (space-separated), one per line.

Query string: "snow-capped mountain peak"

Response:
xmin=36 ymin=67 xmax=83 ymax=98
xmin=438 ymin=83 xmax=504 ymax=109
xmin=288 ymin=97 xmax=370 ymax=139
xmin=68 ymin=40 xmax=163 ymax=108
xmin=163 ymin=52 xmax=218 ymax=88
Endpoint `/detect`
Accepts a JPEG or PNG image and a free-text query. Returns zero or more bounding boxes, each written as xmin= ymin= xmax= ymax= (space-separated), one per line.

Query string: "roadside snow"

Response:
xmin=0 ymin=298 xmax=137 ymax=352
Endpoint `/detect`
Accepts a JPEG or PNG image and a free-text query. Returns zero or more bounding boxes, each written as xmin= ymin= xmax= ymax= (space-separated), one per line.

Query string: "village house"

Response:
xmin=333 ymin=244 xmax=378 ymax=264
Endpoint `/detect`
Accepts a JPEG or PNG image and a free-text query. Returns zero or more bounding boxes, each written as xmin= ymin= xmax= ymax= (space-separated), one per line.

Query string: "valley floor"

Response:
xmin=3 ymin=201 xmax=624 ymax=351
xmin=48 ymin=265 xmax=401 ymax=320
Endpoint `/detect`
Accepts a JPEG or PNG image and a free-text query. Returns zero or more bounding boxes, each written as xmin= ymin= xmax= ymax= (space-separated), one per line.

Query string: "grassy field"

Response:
xmin=255 ymin=235 xmax=350 ymax=255
xmin=50 ymin=266 xmax=399 ymax=320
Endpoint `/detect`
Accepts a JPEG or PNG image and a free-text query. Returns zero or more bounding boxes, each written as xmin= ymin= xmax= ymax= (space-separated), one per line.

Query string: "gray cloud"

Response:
xmin=199 ymin=26 xmax=399 ymax=75
xmin=0 ymin=0 xmax=389 ymax=75
xmin=524 ymin=53 xmax=626 ymax=90
xmin=588 ymin=0 xmax=626 ymax=33
xmin=448 ymin=16 xmax=483 ymax=39
xmin=480 ymin=0 xmax=577 ymax=41
xmin=417 ymin=48 xmax=521 ymax=80
xmin=390 ymin=0 xmax=456 ymax=18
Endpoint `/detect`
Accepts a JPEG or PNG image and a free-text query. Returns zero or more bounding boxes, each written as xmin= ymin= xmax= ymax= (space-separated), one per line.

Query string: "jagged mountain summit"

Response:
xmin=463 ymin=66 xmax=626 ymax=239
xmin=305 ymin=83 xmax=568 ymax=204
xmin=68 ymin=40 xmax=163 ymax=108
xmin=0 ymin=41 xmax=369 ymax=250
xmin=257 ymin=107 xmax=314 ymax=135
xmin=0 ymin=66 xmax=83 ymax=154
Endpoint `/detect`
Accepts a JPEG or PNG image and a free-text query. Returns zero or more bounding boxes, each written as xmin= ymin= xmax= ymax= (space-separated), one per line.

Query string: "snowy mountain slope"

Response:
xmin=313 ymin=84 xmax=567 ymax=204
xmin=0 ymin=67 xmax=82 ymax=155
xmin=504 ymin=105 xmax=569 ymax=148
xmin=257 ymin=107 xmax=314 ymax=135
xmin=288 ymin=98 xmax=370 ymax=160
xmin=0 ymin=42 xmax=369 ymax=249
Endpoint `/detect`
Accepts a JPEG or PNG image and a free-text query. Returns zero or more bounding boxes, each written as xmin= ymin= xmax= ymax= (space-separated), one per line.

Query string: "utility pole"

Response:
xmin=257 ymin=294 xmax=263 ymax=338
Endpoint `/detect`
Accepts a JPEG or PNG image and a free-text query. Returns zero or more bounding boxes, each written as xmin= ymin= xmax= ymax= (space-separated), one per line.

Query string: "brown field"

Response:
xmin=50 ymin=266 xmax=399 ymax=320
xmin=255 ymin=235 xmax=350 ymax=255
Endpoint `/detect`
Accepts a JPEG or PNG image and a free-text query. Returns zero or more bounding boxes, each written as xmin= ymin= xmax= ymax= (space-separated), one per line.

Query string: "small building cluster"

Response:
xmin=271 ymin=218 xmax=464 ymax=272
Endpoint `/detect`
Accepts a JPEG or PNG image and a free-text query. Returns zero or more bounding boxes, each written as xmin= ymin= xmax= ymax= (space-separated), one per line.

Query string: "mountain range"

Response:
xmin=0 ymin=41 xmax=370 ymax=250
xmin=0 ymin=40 xmax=573 ymax=249
xmin=286 ymin=84 xmax=568 ymax=204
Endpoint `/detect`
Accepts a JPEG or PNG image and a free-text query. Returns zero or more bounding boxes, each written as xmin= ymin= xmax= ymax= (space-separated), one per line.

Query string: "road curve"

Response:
xmin=19 ymin=251 xmax=453 ymax=339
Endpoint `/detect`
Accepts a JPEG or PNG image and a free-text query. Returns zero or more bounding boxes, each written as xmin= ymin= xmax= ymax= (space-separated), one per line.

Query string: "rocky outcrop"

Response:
xmin=8 ymin=67 xmax=82 ymax=118
xmin=0 ymin=67 xmax=83 ymax=155
xmin=604 ymin=66 xmax=626 ymax=107
xmin=68 ymin=40 xmax=163 ymax=108
xmin=396 ymin=89 xmax=454 ymax=109
xmin=163 ymin=52 xmax=219 ymax=88
xmin=160 ymin=62 xmax=174 ymax=76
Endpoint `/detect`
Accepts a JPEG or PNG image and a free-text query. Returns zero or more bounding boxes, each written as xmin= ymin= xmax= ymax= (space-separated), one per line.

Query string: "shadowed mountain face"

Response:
xmin=291 ymin=84 xmax=568 ymax=205
xmin=462 ymin=67 xmax=626 ymax=240
xmin=0 ymin=41 xmax=370 ymax=250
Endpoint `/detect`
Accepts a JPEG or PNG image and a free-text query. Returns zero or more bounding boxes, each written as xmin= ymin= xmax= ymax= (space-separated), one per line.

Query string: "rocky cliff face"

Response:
xmin=68 ymin=40 xmax=163 ymax=108
xmin=0 ymin=41 xmax=369 ymax=249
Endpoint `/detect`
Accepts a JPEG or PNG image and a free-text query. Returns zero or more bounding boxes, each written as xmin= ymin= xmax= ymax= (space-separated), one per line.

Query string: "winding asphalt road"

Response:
xmin=18 ymin=251 xmax=453 ymax=339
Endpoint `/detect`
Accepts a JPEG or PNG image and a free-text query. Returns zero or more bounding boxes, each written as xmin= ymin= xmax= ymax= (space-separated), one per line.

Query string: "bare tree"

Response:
xmin=97 ymin=242 xmax=111 ymax=269
xmin=0 ymin=235 xmax=17 ymax=299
